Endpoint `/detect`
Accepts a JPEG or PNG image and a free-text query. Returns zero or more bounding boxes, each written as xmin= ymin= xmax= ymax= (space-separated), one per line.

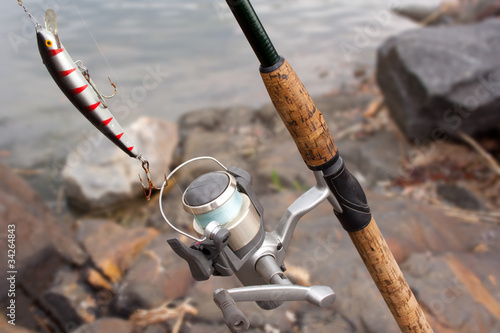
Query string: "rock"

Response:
xmin=177 ymin=107 xmax=257 ymax=184
xmin=436 ymin=182 xmax=483 ymax=210
xmin=299 ymin=308 xmax=365 ymax=333
xmin=368 ymin=192 xmax=493 ymax=262
xmin=336 ymin=130 xmax=404 ymax=186
xmin=140 ymin=324 xmax=169 ymax=333
xmin=179 ymin=106 xmax=256 ymax=132
xmin=393 ymin=1 xmax=500 ymax=26
xmin=62 ymin=117 xmax=178 ymax=211
xmin=403 ymin=252 xmax=500 ymax=332
xmin=392 ymin=3 xmax=448 ymax=25
xmin=377 ymin=19 xmax=500 ymax=142
xmin=0 ymin=163 xmax=87 ymax=329
xmin=72 ymin=318 xmax=135 ymax=333
xmin=0 ymin=324 xmax=36 ymax=333
xmin=86 ymin=268 xmax=113 ymax=290
xmin=187 ymin=322 xmax=231 ymax=333
xmin=76 ymin=219 xmax=158 ymax=283
xmin=253 ymin=133 xmax=315 ymax=193
xmin=472 ymin=0 xmax=500 ymax=21
xmin=43 ymin=266 xmax=97 ymax=327
xmin=113 ymin=234 xmax=195 ymax=316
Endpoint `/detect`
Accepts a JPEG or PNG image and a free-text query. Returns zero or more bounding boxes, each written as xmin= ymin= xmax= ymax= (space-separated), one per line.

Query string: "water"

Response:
xmin=0 ymin=0 xmax=438 ymax=171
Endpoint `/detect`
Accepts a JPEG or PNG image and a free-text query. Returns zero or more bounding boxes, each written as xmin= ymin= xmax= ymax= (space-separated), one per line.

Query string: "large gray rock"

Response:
xmin=62 ymin=117 xmax=177 ymax=211
xmin=377 ymin=19 xmax=500 ymax=142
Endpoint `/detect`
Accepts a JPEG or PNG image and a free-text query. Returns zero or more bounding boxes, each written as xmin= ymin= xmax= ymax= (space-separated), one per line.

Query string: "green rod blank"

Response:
xmin=226 ymin=0 xmax=280 ymax=67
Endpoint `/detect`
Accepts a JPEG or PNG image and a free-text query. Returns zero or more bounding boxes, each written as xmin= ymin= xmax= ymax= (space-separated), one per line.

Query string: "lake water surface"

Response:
xmin=0 ymin=0 xmax=439 ymax=171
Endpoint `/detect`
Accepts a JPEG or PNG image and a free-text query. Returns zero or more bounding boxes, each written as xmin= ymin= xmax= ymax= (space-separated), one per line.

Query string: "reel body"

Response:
xmin=160 ymin=157 xmax=337 ymax=332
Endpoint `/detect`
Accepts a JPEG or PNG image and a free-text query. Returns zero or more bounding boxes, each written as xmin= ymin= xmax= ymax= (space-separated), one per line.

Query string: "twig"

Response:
xmin=130 ymin=298 xmax=197 ymax=329
xmin=284 ymin=263 xmax=311 ymax=286
xmin=335 ymin=122 xmax=363 ymax=140
xmin=12 ymin=168 xmax=44 ymax=176
xmin=364 ymin=96 xmax=385 ymax=118
xmin=172 ymin=309 xmax=186 ymax=333
xmin=419 ymin=7 xmax=444 ymax=25
xmin=457 ymin=130 xmax=500 ymax=177
xmin=429 ymin=196 xmax=500 ymax=225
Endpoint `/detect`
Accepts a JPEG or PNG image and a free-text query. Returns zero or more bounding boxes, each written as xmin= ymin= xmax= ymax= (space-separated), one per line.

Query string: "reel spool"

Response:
xmin=183 ymin=170 xmax=261 ymax=252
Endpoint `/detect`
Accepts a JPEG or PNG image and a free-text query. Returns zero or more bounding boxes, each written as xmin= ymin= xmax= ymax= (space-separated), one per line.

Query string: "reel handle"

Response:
xmin=214 ymin=289 xmax=250 ymax=333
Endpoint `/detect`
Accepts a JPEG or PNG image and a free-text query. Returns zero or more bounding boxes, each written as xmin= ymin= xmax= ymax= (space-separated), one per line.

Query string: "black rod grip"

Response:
xmin=324 ymin=159 xmax=372 ymax=232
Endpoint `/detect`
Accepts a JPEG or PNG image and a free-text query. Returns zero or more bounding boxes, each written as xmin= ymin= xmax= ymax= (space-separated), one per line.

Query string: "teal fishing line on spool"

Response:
xmin=193 ymin=190 xmax=243 ymax=228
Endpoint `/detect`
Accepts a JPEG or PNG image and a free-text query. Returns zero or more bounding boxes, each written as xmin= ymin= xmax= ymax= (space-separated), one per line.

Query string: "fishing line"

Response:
xmin=17 ymin=0 xmax=42 ymax=29
xmin=69 ymin=0 xmax=121 ymax=88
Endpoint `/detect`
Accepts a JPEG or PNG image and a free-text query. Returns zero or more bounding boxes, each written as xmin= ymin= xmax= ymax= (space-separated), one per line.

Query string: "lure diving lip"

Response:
xmin=36 ymin=9 xmax=139 ymax=158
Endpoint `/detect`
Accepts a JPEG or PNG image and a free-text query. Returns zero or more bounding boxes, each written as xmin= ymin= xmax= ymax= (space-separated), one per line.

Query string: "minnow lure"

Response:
xmin=18 ymin=1 xmax=160 ymax=198
xmin=37 ymin=10 xmax=139 ymax=158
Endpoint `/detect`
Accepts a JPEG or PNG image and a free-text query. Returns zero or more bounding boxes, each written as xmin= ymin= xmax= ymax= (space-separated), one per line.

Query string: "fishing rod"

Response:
xmin=222 ymin=1 xmax=434 ymax=332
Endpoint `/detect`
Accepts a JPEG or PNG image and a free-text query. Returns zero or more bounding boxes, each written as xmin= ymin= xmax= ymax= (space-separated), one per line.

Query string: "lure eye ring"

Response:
xmin=45 ymin=40 xmax=53 ymax=47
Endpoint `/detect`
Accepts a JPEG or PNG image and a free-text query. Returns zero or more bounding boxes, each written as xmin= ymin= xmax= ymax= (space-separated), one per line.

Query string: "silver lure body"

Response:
xmin=36 ymin=12 xmax=139 ymax=158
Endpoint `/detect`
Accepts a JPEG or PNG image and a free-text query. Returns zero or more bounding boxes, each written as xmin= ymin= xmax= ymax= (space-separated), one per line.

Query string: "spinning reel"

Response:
xmin=160 ymin=157 xmax=339 ymax=332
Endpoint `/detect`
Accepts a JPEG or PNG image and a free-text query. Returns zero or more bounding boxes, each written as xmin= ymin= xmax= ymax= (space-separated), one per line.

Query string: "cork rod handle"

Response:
xmin=260 ymin=59 xmax=338 ymax=170
xmin=349 ymin=218 xmax=433 ymax=332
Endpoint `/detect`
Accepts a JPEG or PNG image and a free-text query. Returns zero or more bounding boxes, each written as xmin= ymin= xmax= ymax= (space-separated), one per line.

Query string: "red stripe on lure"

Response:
xmin=59 ymin=68 xmax=76 ymax=77
xmin=102 ymin=117 xmax=113 ymax=126
xmin=87 ymin=102 xmax=101 ymax=111
xmin=71 ymin=85 xmax=88 ymax=95
xmin=49 ymin=48 xmax=64 ymax=57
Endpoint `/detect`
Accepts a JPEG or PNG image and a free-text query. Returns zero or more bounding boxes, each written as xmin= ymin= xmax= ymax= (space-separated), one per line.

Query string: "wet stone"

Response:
xmin=436 ymin=182 xmax=483 ymax=210
xmin=72 ymin=318 xmax=135 ymax=333
xmin=76 ymin=219 xmax=158 ymax=283
xmin=113 ymin=234 xmax=195 ymax=316
xmin=62 ymin=117 xmax=178 ymax=212
xmin=377 ymin=19 xmax=500 ymax=141
xmin=43 ymin=266 xmax=97 ymax=327
xmin=0 ymin=163 xmax=87 ymax=329
xmin=403 ymin=252 xmax=500 ymax=332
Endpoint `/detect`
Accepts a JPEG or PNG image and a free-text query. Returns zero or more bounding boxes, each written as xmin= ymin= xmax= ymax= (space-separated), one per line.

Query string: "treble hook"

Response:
xmin=76 ymin=60 xmax=117 ymax=108
xmin=138 ymin=155 xmax=165 ymax=200
xmin=102 ymin=78 xmax=117 ymax=99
